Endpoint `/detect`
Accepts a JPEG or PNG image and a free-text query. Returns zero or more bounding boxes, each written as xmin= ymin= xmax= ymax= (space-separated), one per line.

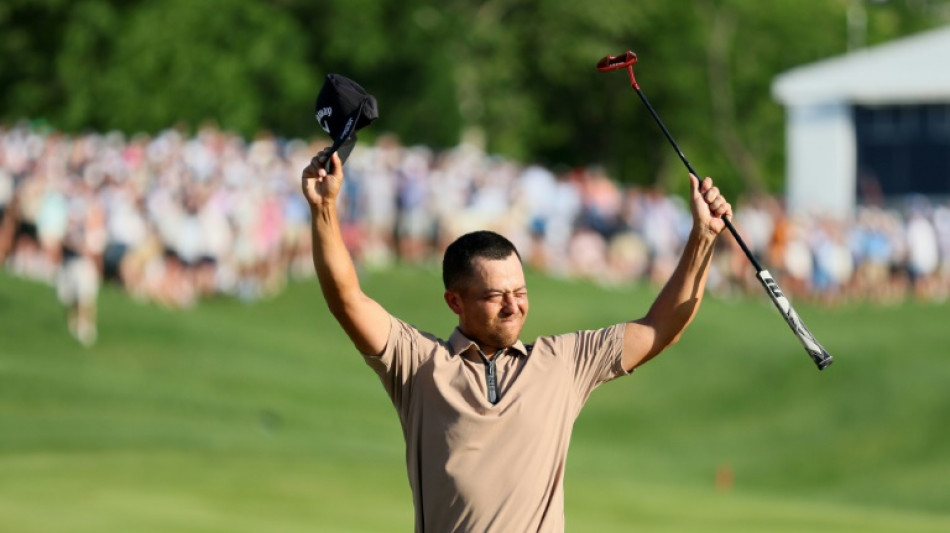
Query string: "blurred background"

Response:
xmin=1 ymin=0 xmax=949 ymax=531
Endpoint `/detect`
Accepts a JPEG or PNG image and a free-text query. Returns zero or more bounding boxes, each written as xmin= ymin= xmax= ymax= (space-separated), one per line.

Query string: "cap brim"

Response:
xmin=334 ymin=134 xmax=357 ymax=165
xmin=323 ymin=101 xmax=366 ymax=170
xmin=321 ymin=133 xmax=357 ymax=172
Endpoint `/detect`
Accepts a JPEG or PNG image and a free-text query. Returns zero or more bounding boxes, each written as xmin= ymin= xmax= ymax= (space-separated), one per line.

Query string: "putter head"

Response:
xmin=596 ymin=51 xmax=637 ymax=72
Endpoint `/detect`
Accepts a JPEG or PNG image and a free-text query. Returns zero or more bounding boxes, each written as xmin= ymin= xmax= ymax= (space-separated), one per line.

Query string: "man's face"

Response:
xmin=445 ymin=254 xmax=529 ymax=353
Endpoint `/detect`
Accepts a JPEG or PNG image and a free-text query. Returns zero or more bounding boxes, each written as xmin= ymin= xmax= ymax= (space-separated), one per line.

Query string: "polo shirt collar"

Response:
xmin=448 ymin=327 xmax=529 ymax=358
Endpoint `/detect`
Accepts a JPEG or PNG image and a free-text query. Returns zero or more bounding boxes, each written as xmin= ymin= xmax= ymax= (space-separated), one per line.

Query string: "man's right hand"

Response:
xmin=301 ymin=149 xmax=344 ymax=208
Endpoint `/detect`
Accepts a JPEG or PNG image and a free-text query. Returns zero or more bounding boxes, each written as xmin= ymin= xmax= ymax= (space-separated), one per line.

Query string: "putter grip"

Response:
xmin=756 ymin=270 xmax=833 ymax=371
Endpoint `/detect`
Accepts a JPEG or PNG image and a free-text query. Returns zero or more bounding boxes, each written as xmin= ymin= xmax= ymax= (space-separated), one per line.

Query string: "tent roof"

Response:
xmin=772 ymin=25 xmax=950 ymax=106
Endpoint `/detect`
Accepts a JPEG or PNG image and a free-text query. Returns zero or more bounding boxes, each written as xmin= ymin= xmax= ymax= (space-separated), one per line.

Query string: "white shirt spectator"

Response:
xmin=906 ymin=211 xmax=939 ymax=277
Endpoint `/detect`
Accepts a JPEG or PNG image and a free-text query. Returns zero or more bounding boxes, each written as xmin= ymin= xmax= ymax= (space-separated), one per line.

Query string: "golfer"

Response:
xmin=303 ymin=149 xmax=732 ymax=532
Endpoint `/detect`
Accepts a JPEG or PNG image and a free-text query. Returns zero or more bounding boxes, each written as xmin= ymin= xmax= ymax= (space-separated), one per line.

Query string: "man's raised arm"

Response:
xmin=302 ymin=150 xmax=391 ymax=355
xmin=621 ymin=175 xmax=733 ymax=371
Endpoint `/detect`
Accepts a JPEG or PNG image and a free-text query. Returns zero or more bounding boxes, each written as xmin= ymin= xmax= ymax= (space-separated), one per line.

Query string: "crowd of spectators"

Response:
xmin=2 ymin=123 xmax=949 ymax=345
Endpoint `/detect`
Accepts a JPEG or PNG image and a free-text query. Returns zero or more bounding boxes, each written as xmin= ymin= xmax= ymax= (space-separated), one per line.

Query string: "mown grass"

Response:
xmin=1 ymin=267 xmax=948 ymax=532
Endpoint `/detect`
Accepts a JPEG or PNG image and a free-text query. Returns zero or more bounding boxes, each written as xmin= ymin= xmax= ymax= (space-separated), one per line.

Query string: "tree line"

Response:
xmin=1 ymin=0 xmax=946 ymax=197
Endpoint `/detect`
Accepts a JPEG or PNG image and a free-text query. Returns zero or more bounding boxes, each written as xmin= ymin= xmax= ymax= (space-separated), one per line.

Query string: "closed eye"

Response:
xmin=483 ymin=289 xmax=528 ymax=302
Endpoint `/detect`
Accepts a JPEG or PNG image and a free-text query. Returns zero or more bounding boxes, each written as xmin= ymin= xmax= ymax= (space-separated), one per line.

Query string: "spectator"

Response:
xmin=905 ymin=201 xmax=940 ymax=300
xmin=56 ymin=178 xmax=104 ymax=346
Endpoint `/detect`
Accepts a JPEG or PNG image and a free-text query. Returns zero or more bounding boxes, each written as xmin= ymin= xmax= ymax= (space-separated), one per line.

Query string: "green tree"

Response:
xmin=1 ymin=0 xmax=317 ymax=138
xmin=0 ymin=0 xmax=77 ymax=124
xmin=2 ymin=0 xmax=947 ymax=197
xmin=89 ymin=0 xmax=316 ymax=137
xmin=299 ymin=0 xmax=465 ymax=149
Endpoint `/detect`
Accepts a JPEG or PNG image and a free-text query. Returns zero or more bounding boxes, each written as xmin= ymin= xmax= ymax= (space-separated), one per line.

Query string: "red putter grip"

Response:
xmin=596 ymin=51 xmax=638 ymax=71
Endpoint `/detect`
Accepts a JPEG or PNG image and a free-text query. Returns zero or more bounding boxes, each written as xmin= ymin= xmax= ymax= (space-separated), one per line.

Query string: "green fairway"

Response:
xmin=1 ymin=268 xmax=948 ymax=532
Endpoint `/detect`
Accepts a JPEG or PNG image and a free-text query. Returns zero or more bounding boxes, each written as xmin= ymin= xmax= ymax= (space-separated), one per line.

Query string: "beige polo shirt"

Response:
xmin=362 ymin=315 xmax=630 ymax=532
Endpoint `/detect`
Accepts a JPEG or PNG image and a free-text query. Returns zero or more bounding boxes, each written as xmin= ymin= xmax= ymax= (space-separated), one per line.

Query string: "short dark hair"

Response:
xmin=442 ymin=231 xmax=521 ymax=290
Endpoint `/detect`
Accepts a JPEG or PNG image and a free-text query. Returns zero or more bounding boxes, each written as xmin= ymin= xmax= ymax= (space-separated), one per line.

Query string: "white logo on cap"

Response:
xmin=316 ymin=106 xmax=333 ymax=134
xmin=341 ymin=117 xmax=354 ymax=139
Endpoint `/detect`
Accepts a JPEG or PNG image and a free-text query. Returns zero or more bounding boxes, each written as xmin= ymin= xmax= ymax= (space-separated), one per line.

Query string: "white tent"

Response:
xmin=772 ymin=25 xmax=950 ymax=218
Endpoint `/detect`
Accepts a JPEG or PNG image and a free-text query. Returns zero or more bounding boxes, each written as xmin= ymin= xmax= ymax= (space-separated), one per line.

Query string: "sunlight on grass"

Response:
xmin=1 ymin=270 xmax=948 ymax=531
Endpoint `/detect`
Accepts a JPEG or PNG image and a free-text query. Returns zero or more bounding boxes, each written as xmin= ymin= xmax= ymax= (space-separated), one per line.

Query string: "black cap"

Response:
xmin=314 ymin=74 xmax=379 ymax=167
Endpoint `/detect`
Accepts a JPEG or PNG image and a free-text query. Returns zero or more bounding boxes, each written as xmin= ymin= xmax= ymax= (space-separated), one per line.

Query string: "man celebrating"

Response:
xmin=302 ymin=149 xmax=732 ymax=532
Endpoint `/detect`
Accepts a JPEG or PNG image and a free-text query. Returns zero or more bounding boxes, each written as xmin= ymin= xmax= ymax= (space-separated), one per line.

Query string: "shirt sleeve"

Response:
xmin=563 ymin=322 xmax=629 ymax=403
xmin=362 ymin=315 xmax=439 ymax=417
